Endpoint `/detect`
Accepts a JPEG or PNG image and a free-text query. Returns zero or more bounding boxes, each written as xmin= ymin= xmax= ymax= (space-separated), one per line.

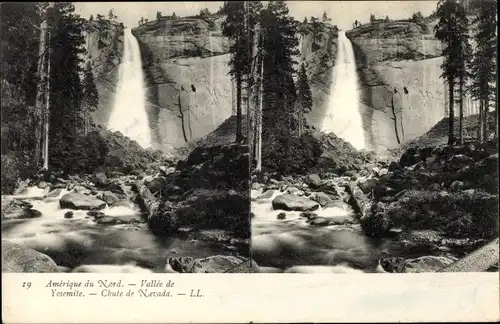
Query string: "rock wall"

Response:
xmin=346 ymin=20 xmax=445 ymax=152
xmin=132 ymin=17 xmax=233 ymax=152
xmin=84 ymin=20 xmax=124 ymax=128
xmin=298 ymin=25 xmax=338 ymax=128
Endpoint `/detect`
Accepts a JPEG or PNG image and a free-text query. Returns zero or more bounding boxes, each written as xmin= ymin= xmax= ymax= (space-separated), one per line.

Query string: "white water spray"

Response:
xmin=109 ymin=29 xmax=152 ymax=148
xmin=322 ymin=31 xmax=366 ymax=150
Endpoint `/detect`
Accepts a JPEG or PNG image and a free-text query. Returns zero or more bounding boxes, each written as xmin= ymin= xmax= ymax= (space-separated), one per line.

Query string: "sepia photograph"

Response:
xmin=2 ymin=1 xmax=252 ymax=274
xmin=0 ymin=0 xmax=499 ymax=322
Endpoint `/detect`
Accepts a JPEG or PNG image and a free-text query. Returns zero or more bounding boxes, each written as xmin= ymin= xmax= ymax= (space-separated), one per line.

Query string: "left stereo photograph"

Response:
xmin=1 ymin=2 xmax=253 ymax=274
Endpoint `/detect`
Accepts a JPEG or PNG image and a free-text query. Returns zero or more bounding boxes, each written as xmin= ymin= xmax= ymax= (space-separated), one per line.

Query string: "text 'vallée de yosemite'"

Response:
xmin=45 ymin=279 xmax=204 ymax=298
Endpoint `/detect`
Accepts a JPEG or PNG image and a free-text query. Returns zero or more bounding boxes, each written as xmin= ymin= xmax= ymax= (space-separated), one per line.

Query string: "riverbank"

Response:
xmin=2 ymin=142 xmax=252 ymax=273
xmin=251 ymin=133 xmax=499 ymax=273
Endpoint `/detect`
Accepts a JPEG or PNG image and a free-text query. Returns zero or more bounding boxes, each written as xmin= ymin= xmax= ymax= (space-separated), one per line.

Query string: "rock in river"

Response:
xmin=2 ymin=241 xmax=57 ymax=272
xmin=272 ymin=194 xmax=320 ymax=212
xmin=190 ymin=255 xmax=246 ymax=273
xmin=59 ymin=192 xmax=106 ymax=210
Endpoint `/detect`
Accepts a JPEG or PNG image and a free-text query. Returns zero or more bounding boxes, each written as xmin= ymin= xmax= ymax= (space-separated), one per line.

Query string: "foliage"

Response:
xmin=49 ymin=130 xmax=109 ymax=174
xmin=198 ymin=8 xmax=211 ymax=19
xmin=260 ymin=1 xmax=299 ymax=135
xmin=296 ymin=63 xmax=313 ymax=135
xmin=411 ymin=11 xmax=424 ymax=22
xmin=82 ymin=62 xmax=99 ymax=112
xmin=434 ymin=0 xmax=471 ymax=145
xmin=386 ymin=189 xmax=499 ymax=239
xmin=469 ymin=0 xmax=498 ymax=140
xmin=262 ymin=131 xmax=322 ymax=175
xmin=370 ymin=13 xmax=376 ymax=24
xmin=322 ymin=11 xmax=331 ymax=24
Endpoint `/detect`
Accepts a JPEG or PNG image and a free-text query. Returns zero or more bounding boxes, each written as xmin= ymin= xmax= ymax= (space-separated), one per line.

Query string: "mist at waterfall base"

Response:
xmin=108 ymin=29 xmax=153 ymax=149
xmin=2 ymin=187 xmax=229 ymax=272
xmin=321 ymin=31 xmax=366 ymax=151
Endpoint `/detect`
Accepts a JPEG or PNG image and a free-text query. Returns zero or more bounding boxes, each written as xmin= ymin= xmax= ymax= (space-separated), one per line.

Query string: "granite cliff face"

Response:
xmin=84 ymin=20 xmax=125 ymax=128
xmin=345 ymin=19 xmax=445 ymax=152
xmin=132 ymin=17 xmax=234 ymax=152
xmin=298 ymin=25 xmax=339 ymax=128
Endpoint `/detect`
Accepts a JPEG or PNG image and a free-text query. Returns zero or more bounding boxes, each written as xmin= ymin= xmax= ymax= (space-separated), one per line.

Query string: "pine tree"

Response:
xmin=47 ymin=2 xmax=87 ymax=169
xmin=222 ymin=1 xmax=262 ymax=144
xmin=322 ymin=11 xmax=331 ymax=24
xmin=454 ymin=3 xmax=472 ymax=145
xmin=296 ymin=63 xmax=313 ymax=137
xmin=260 ymin=1 xmax=299 ymax=136
xmin=82 ymin=61 xmax=99 ymax=135
xmin=469 ymin=0 xmax=497 ymax=142
xmin=435 ymin=0 xmax=466 ymax=145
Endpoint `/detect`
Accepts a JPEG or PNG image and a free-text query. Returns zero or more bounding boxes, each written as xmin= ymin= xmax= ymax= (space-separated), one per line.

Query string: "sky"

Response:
xmin=74 ymin=1 xmax=439 ymax=30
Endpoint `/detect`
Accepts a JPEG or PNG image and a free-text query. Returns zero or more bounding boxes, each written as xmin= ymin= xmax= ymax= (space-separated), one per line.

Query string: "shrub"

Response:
xmin=50 ymin=131 xmax=109 ymax=174
xmin=386 ymin=189 xmax=499 ymax=239
xmin=262 ymin=131 xmax=322 ymax=176
xmin=1 ymin=151 xmax=37 ymax=194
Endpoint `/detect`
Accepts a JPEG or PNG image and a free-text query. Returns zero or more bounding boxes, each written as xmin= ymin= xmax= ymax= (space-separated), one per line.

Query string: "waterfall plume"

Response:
xmin=322 ymin=31 xmax=366 ymax=150
xmin=109 ymin=28 xmax=152 ymax=149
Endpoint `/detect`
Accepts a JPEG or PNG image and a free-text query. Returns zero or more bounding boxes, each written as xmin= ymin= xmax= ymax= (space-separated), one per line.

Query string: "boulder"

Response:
xmin=59 ymin=192 xmax=106 ymax=210
xmin=38 ymin=181 xmax=49 ymax=189
xmin=403 ymin=256 xmax=455 ymax=273
xmin=272 ymin=194 xmax=320 ymax=212
xmin=257 ymin=190 xmax=275 ymax=200
xmin=448 ymin=154 xmax=474 ymax=170
xmin=306 ymin=174 xmax=322 ymax=188
xmin=360 ymin=212 xmax=391 ymax=237
xmin=388 ymin=161 xmax=401 ymax=171
xmin=191 ymin=255 xmax=245 ymax=273
xmin=308 ymin=217 xmax=330 ymax=226
xmin=311 ymin=192 xmax=334 ymax=207
xmin=72 ymin=265 xmax=153 ymax=273
xmin=20 ymin=208 xmax=42 ymax=219
xmin=2 ymin=241 xmax=57 ymax=272
xmin=45 ymin=188 xmax=63 ymax=198
xmin=277 ymin=212 xmax=286 ymax=220
xmin=64 ymin=211 xmax=74 ymax=219
xmin=145 ymin=176 xmax=167 ymax=194
xmin=92 ymin=172 xmax=108 ymax=187
xmin=167 ymin=257 xmax=195 ymax=273
xmin=99 ymin=191 xmax=120 ymax=207
xmin=450 ymin=180 xmax=465 ymax=191
xmin=358 ymin=178 xmax=379 ymax=194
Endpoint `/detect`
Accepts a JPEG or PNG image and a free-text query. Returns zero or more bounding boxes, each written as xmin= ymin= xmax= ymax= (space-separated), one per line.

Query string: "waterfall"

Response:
xmin=109 ymin=29 xmax=152 ymax=149
xmin=322 ymin=31 xmax=366 ymax=151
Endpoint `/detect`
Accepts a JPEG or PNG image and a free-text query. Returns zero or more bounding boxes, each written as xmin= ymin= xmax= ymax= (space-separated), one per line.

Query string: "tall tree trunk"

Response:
xmin=255 ymin=51 xmax=264 ymax=172
xmin=235 ymin=72 xmax=243 ymax=143
xmin=42 ymin=29 xmax=51 ymax=171
xmin=496 ymin=97 xmax=498 ymax=141
xmin=459 ymin=77 xmax=464 ymax=145
xmin=478 ymin=98 xmax=484 ymax=143
xmin=448 ymin=78 xmax=455 ymax=145
xmin=34 ymin=12 xmax=49 ymax=170
xmin=483 ymin=96 xmax=489 ymax=140
xmin=249 ymin=22 xmax=260 ymax=167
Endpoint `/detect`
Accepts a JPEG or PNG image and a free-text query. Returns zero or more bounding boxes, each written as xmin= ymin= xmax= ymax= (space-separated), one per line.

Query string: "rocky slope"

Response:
xmin=346 ymin=19 xmax=446 ymax=152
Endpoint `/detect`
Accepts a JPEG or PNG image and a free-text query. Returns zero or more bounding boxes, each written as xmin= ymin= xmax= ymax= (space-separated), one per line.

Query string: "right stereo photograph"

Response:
xmin=248 ymin=0 xmax=499 ymax=273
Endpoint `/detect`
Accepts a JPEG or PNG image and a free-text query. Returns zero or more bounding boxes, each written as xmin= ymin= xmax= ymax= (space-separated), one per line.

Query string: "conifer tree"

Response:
xmin=469 ymin=0 xmax=498 ymax=142
xmin=435 ymin=0 xmax=467 ymax=145
xmin=296 ymin=63 xmax=312 ymax=137
xmin=260 ymin=1 xmax=299 ymax=136
xmin=82 ymin=61 xmax=99 ymax=135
